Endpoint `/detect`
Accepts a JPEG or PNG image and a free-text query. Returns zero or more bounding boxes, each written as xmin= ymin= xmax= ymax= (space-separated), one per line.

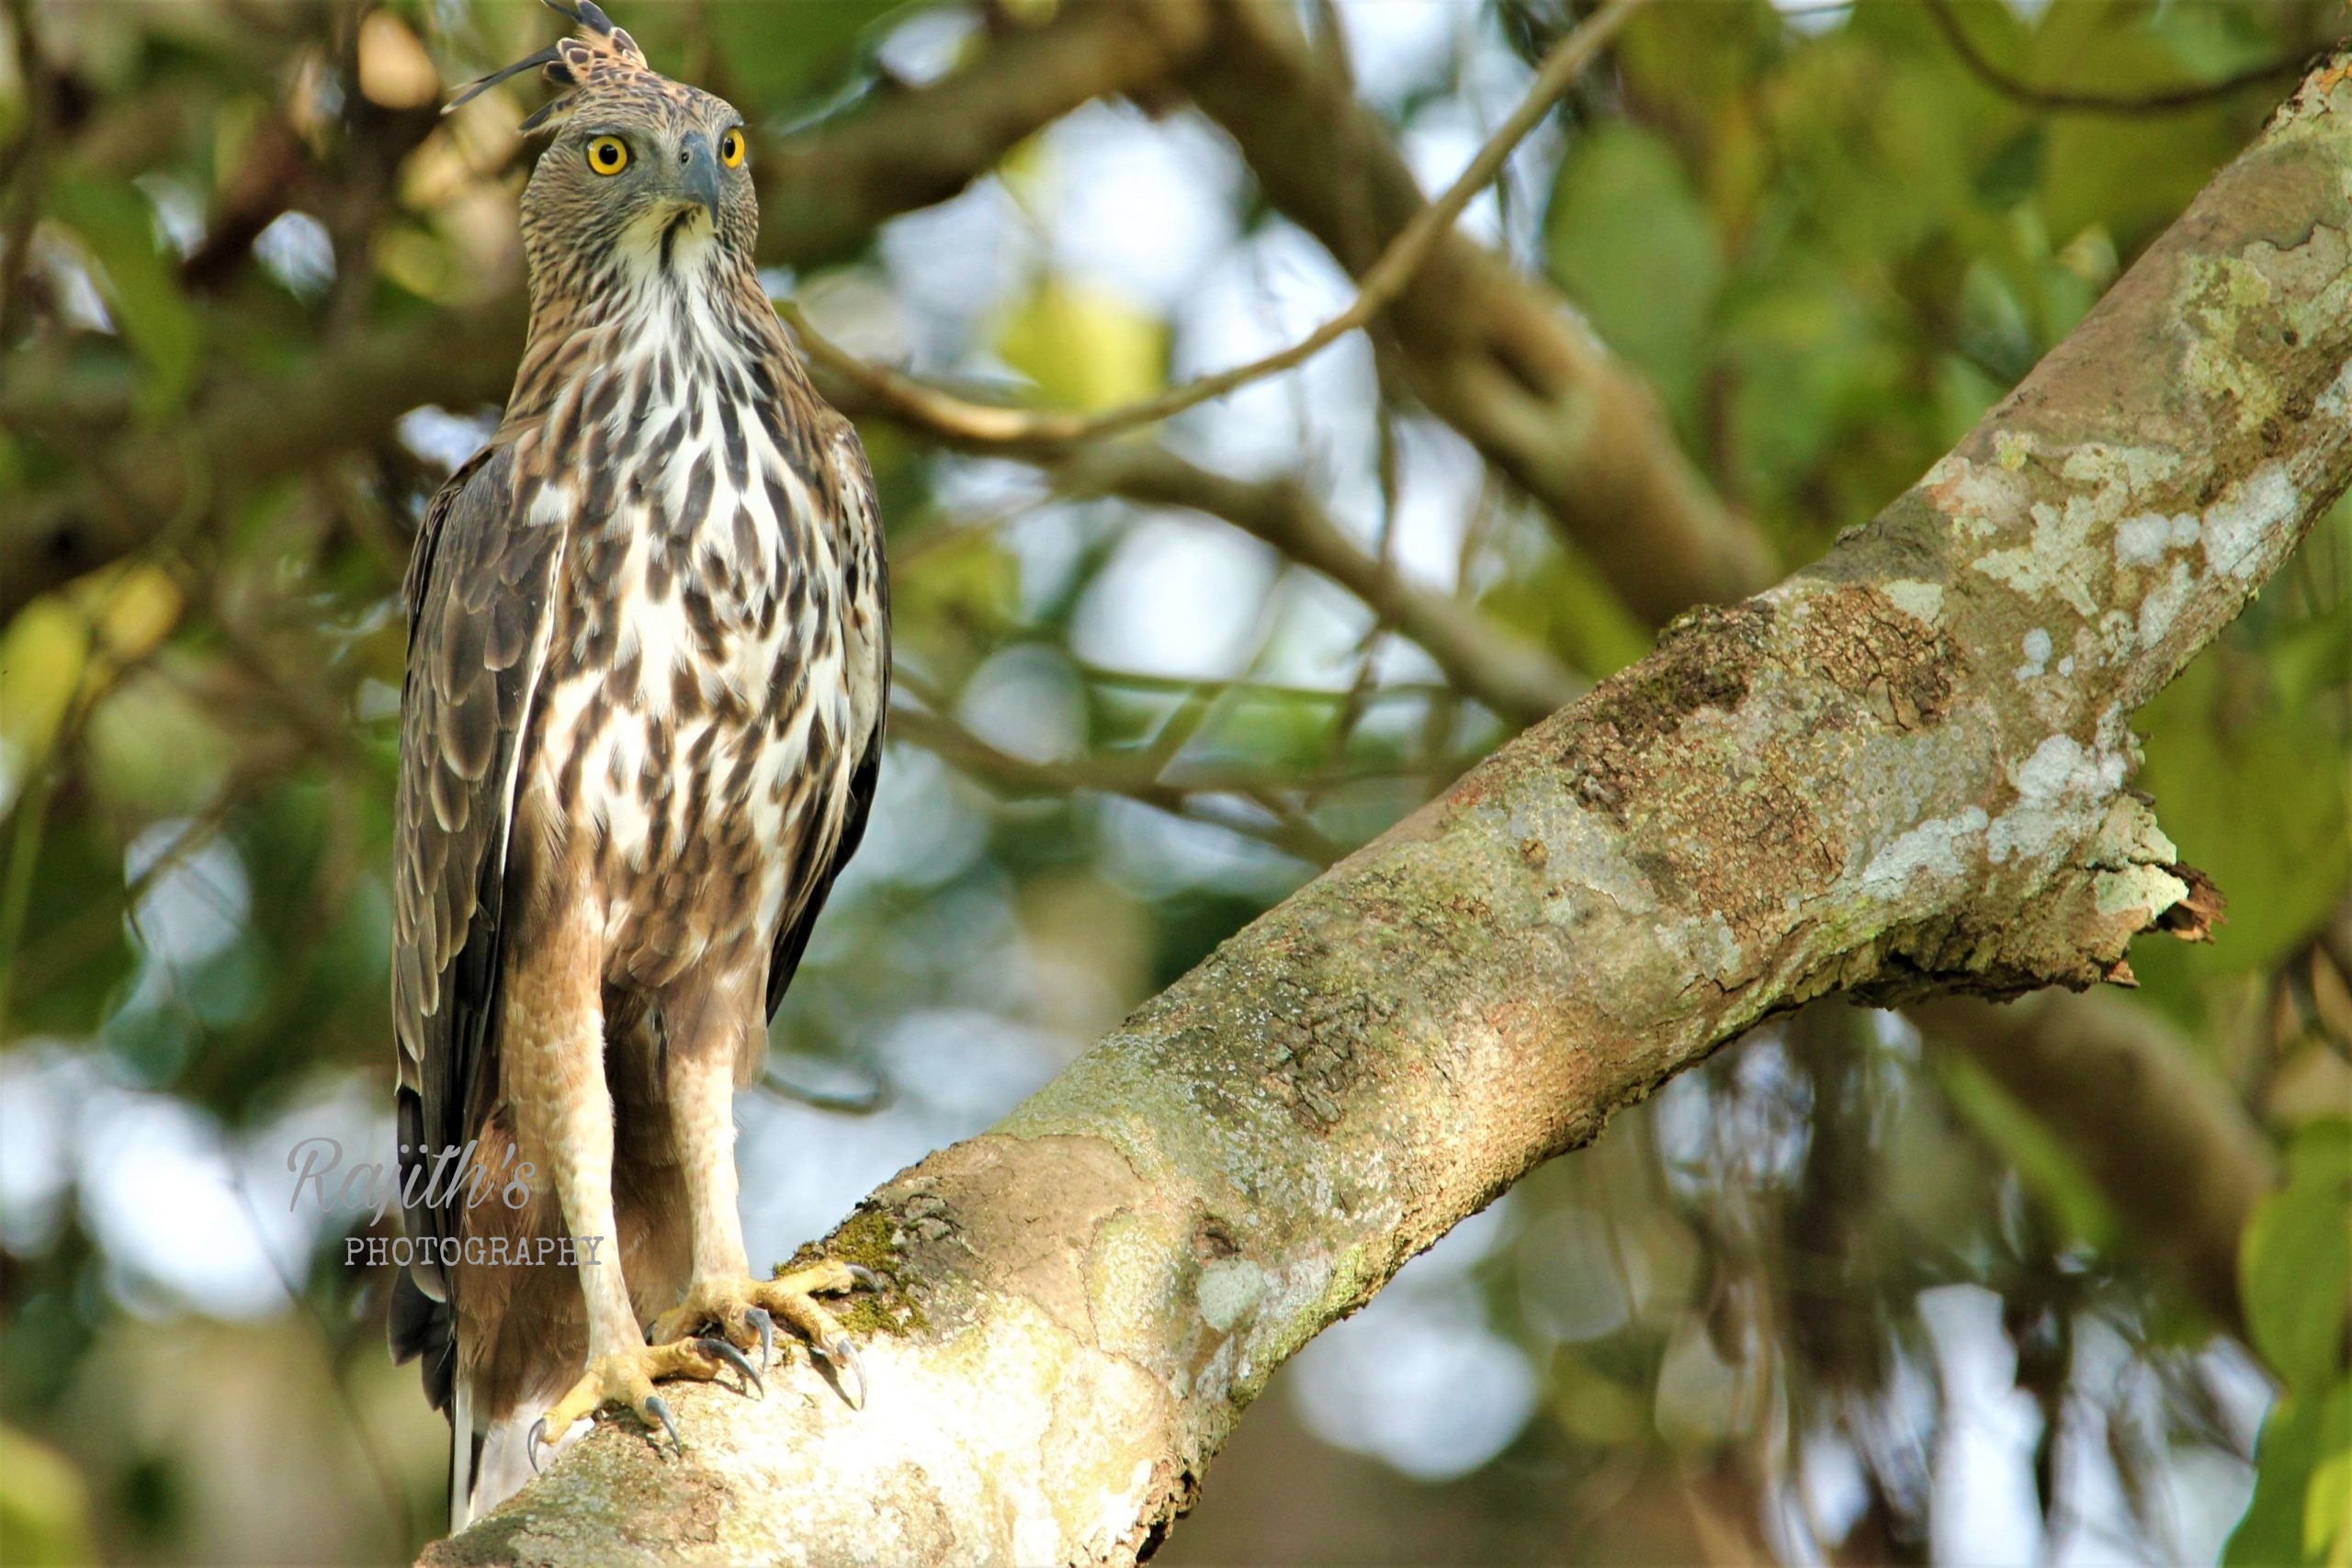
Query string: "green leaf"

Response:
xmin=2243 ymin=1120 xmax=2352 ymax=1395
xmin=994 ymin=278 xmax=1168 ymax=414
xmin=1939 ymin=1055 xmax=2120 ymax=1250
xmin=3 ymin=814 xmax=138 ymax=1042
xmin=1478 ymin=546 xmax=1651 ymax=680
xmin=48 ymin=176 xmax=200 ymax=414
xmin=2020 ymin=0 xmax=2247 ymax=248
xmin=2042 ymin=110 xmax=2242 ymax=254
xmin=2268 ymin=590 xmax=2352 ymax=720
xmin=2310 ymin=1434 xmax=2350 ymax=1564
xmin=2228 ymin=1378 xmax=2352 ymax=1566
xmin=2136 ymin=649 xmax=2352 ymax=975
xmin=0 ymin=1426 xmax=96 ymax=1568
xmin=1543 ymin=122 xmax=1722 ymax=422
xmin=892 ymin=526 xmax=1022 ymax=675
xmin=1973 ymin=123 xmax=2045 ymax=211
xmin=703 ymin=0 xmax=910 ymax=111
xmin=1758 ymin=39 xmax=1975 ymax=272
xmin=1717 ymin=265 xmax=1903 ymax=530
xmin=1611 ymin=0 xmax=1783 ymax=118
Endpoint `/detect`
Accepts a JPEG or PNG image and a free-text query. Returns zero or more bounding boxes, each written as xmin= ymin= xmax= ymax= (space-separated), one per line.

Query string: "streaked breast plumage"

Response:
xmin=514 ymin=278 xmax=873 ymax=990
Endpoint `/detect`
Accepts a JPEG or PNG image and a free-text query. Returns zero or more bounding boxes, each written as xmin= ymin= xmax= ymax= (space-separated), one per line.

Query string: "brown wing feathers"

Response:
xmin=388 ymin=443 xmax=562 ymax=1415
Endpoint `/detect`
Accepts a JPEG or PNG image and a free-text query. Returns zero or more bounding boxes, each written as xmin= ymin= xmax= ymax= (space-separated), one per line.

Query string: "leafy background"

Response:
xmin=1 ymin=0 xmax=2346 ymax=1562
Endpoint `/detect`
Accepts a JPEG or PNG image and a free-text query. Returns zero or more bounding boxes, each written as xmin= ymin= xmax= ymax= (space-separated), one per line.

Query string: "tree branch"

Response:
xmin=1044 ymin=443 xmax=1581 ymax=725
xmin=884 ymin=704 xmax=1351 ymax=866
xmin=0 ymin=0 xmax=1210 ymax=623
xmin=1177 ymin=0 xmax=1778 ymax=626
xmin=427 ymin=53 xmax=2352 ymax=1568
xmin=1920 ymin=0 xmax=2311 ymax=118
xmin=772 ymin=0 xmax=1648 ymax=449
xmin=751 ymin=0 xmax=1211 ymax=274
xmin=790 ymin=344 xmax=1586 ymax=726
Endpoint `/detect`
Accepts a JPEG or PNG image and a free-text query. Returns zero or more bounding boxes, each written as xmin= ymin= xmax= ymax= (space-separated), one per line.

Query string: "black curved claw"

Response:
xmin=695 ymin=1335 xmax=763 ymax=1397
xmin=644 ymin=1393 xmax=682 ymax=1454
xmin=527 ymin=1417 xmax=549 ymax=1474
xmin=845 ymin=1263 xmax=882 ymax=1292
xmin=744 ymin=1306 xmax=775 ymax=1371
xmin=817 ymin=1336 xmax=866 ymax=1411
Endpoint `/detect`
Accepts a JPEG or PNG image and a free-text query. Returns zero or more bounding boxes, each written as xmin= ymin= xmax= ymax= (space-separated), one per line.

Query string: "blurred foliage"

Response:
xmin=2231 ymin=1119 xmax=2352 ymax=1567
xmin=2 ymin=0 xmax=2347 ymax=1563
xmin=0 ymin=1425 xmax=97 ymax=1568
xmin=996 ymin=277 xmax=1170 ymax=411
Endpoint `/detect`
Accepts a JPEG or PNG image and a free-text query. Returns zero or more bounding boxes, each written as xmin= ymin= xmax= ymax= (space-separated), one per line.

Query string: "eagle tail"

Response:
xmin=389 ymin=1268 xmax=481 ymax=1529
xmin=449 ymin=1379 xmax=478 ymax=1534
xmin=471 ymin=1408 xmax=572 ymax=1523
xmin=388 ymin=1268 xmax=455 ymax=1407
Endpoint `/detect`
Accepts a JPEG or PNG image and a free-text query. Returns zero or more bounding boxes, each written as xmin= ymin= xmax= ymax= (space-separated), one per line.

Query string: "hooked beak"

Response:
xmin=677 ymin=134 xmax=722 ymax=227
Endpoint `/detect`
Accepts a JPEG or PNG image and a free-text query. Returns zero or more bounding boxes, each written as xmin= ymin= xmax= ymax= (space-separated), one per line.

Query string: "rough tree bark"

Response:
xmin=425 ymin=54 xmax=2352 ymax=1568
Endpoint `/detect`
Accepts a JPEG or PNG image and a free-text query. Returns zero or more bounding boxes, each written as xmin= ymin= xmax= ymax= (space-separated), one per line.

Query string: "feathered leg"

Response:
xmin=504 ymin=906 xmax=757 ymax=1463
xmin=646 ymin=1014 xmax=876 ymax=1407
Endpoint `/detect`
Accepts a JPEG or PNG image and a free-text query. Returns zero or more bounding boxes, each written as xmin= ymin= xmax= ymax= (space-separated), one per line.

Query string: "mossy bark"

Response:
xmin=424 ymin=54 xmax=2352 ymax=1568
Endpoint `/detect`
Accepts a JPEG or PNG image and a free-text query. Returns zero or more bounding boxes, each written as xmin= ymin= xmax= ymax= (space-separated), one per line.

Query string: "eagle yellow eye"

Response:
xmin=718 ymin=129 xmax=746 ymax=169
xmin=585 ymin=135 xmax=629 ymax=175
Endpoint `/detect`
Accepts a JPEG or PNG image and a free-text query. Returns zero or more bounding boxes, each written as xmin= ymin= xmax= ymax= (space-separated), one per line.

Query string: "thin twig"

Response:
xmin=1073 ymin=664 xmax=1456 ymax=704
xmin=777 ymin=0 xmax=1650 ymax=451
xmin=1050 ymin=444 xmax=1582 ymax=725
xmin=892 ymin=704 xmax=1440 ymax=802
xmin=888 ymin=705 xmax=1350 ymax=864
xmin=756 ymin=1063 xmax=891 ymax=1116
xmin=1330 ymin=393 xmax=1407 ymax=771
xmin=1921 ymin=0 xmax=2307 ymax=117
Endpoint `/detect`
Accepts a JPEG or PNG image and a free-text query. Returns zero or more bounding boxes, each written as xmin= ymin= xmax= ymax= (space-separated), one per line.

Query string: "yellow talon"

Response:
xmin=529 ymin=1335 xmax=760 ymax=1468
xmin=649 ymin=1262 xmax=879 ymax=1409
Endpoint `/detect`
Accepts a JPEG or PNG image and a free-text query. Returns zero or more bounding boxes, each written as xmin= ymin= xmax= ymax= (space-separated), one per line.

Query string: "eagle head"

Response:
xmin=451 ymin=0 xmax=757 ymax=290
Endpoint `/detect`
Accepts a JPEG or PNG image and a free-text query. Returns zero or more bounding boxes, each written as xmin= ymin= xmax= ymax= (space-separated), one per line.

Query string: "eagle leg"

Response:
xmin=647 ymin=1261 xmax=880 ymax=1410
